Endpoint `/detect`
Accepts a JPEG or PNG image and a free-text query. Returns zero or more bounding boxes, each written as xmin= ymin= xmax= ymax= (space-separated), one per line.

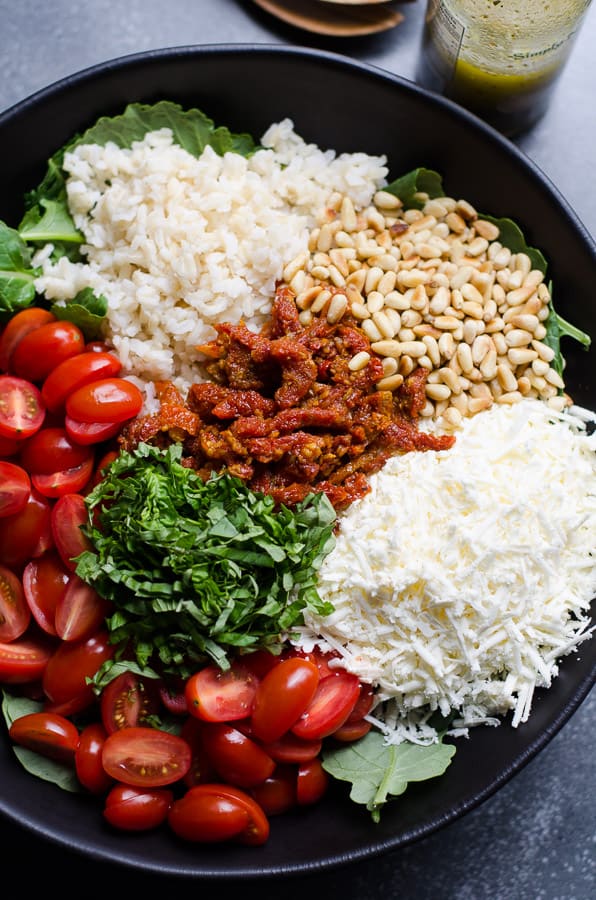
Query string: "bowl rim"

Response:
xmin=0 ymin=42 xmax=594 ymax=878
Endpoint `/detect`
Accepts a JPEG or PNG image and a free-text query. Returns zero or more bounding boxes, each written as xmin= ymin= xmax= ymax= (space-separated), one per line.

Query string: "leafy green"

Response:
xmin=51 ymin=287 xmax=109 ymax=340
xmin=384 ymin=167 xmax=444 ymax=208
xmin=0 ymin=221 xmax=39 ymax=320
xmin=76 ymin=442 xmax=336 ymax=680
xmin=543 ymin=285 xmax=592 ymax=378
xmin=1 ymin=690 xmax=80 ymax=792
xmin=20 ymin=100 xmax=257 ymax=257
xmin=322 ymin=729 xmax=456 ymax=822
xmin=482 ymin=214 xmax=547 ymax=273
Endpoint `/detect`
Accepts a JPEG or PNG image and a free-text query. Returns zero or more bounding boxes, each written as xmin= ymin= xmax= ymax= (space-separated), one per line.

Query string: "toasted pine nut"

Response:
xmin=376 ymin=373 xmax=405 ymax=392
xmin=348 ymin=351 xmax=371 ymax=371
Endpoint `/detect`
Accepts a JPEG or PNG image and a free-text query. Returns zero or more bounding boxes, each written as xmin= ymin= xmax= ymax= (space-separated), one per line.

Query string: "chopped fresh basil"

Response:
xmin=76 ymin=442 xmax=336 ymax=681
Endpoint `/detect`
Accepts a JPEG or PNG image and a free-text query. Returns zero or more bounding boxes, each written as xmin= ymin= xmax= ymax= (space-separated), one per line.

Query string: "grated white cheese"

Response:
xmin=295 ymin=399 xmax=596 ymax=742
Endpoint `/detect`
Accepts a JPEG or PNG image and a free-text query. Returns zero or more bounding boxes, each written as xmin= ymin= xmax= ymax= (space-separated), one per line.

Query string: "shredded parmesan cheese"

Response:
xmin=296 ymin=399 xmax=596 ymax=741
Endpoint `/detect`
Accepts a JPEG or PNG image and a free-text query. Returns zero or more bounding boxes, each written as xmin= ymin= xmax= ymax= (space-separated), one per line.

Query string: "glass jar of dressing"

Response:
xmin=416 ymin=0 xmax=593 ymax=136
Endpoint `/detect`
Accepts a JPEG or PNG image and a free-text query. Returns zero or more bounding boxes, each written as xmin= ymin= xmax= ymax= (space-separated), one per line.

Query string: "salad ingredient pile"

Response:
xmin=0 ymin=101 xmax=594 ymax=848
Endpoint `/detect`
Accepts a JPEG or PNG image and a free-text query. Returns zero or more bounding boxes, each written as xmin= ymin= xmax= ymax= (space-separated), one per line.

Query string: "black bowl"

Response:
xmin=0 ymin=44 xmax=594 ymax=879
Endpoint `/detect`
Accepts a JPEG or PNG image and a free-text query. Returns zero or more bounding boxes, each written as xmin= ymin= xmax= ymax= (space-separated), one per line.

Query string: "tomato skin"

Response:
xmin=331 ymin=719 xmax=372 ymax=742
xmin=41 ymin=351 xmax=122 ymax=413
xmin=185 ymin=662 xmax=259 ymax=723
xmin=19 ymin=427 xmax=92 ymax=475
xmin=291 ymin=672 xmax=361 ymax=741
xmin=11 ymin=321 xmax=85 ymax=383
xmin=50 ymin=492 xmax=92 ymax=571
xmin=42 ymin=629 xmax=114 ymax=710
xmin=54 ymin=574 xmax=112 ymax=641
xmin=75 ymin=723 xmax=113 ymax=794
xmin=296 ymin=759 xmax=329 ymax=806
xmin=100 ymin=671 xmax=160 ymax=734
xmin=0 ymin=488 xmax=53 ymax=568
xmin=260 ymin=732 xmax=322 ymax=764
xmin=201 ymin=723 xmax=275 ymax=788
xmin=0 ymin=308 xmax=56 ymax=373
xmin=31 ymin=456 xmax=95 ymax=498
xmin=65 ymin=416 xmax=121 ymax=447
xmin=179 ymin=718 xmax=218 ymax=788
xmin=0 ymin=375 xmax=45 ymax=440
xmin=22 ymin=551 xmax=70 ymax=636
xmin=0 ymin=564 xmax=30 ymax=642
xmin=0 ymin=636 xmax=54 ymax=683
xmin=101 ymin=726 xmax=192 ymax=788
xmin=177 ymin=783 xmax=270 ymax=846
xmin=9 ymin=711 xmax=80 ymax=762
xmin=0 ymin=435 xmax=19 ymax=457
xmin=158 ymin=677 xmax=188 ymax=716
xmin=168 ymin=787 xmax=249 ymax=843
xmin=250 ymin=766 xmax=297 ymax=816
xmin=0 ymin=461 xmax=31 ymax=517
xmin=104 ymin=784 xmax=173 ymax=831
xmin=250 ymin=656 xmax=320 ymax=744
xmin=66 ymin=378 xmax=143 ymax=424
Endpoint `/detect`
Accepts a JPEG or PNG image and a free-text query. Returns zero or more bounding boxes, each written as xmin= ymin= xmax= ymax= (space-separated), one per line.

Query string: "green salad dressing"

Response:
xmin=417 ymin=0 xmax=593 ymax=136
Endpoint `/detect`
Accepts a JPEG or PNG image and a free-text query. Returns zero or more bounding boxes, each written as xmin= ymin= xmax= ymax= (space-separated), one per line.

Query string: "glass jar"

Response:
xmin=416 ymin=0 xmax=593 ymax=136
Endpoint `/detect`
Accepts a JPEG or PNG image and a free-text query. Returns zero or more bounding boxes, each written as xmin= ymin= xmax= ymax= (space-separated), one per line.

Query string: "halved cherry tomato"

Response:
xmin=31 ymin=456 xmax=95 ymax=498
xmin=251 ymin=767 xmax=297 ymax=816
xmin=0 ymin=635 xmax=54 ymax=683
xmin=0 ymin=564 xmax=30 ymax=642
xmin=201 ymin=723 xmax=275 ymax=788
xmin=0 ymin=461 xmax=30 ymax=517
xmin=19 ymin=427 xmax=93 ymax=474
xmin=42 ymin=629 xmax=114 ymax=712
xmin=0 ymin=488 xmax=53 ymax=568
xmin=66 ymin=377 xmax=143 ymax=424
xmin=100 ymin=671 xmax=160 ymax=735
xmin=50 ymin=492 xmax=92 ymax=571
xmin=168 ymin=786 xmax=249 ymax=843
xmin=291 ymin=671 xmax=361 ymax=741
xmin=250 ymin=656 xmax=319 ymax=744
xmin=11 ymin=321 xmax=85 ymax=383
xmin=296 ymin=759 xmax=329 ymax=806
xmin=0 ymin=308 xmax=56 ymax=373
xmin=103 ymin=783 xmax=173 ymax=831
xmin=22 ymin=550 xmax=70 ymax=636
xmin=41 ymin=351 xmax=122 ymax=413
xmin=75 ymin=723 xmax=113 ymax=794
xmin=185 ymin=662 xmax=259 ymax=723
xmin=65 ymin=416 xmax=121 ymax=446
xmin=54 ymin=574 xmax=112 ymax=641
xmin=0 ymin=375 xmax=45 ymax=440
xmin=101 ymin=726 xmax=192 ymax=788
xmin=9 ymin=711 xmax=80 ymax=763
xmin=174 ymin=783 xmax=270 ymax=846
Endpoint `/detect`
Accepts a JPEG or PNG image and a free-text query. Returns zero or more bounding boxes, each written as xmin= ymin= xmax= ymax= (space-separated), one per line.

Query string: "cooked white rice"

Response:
xmin=33 ymin=119 xmax=388 ymax=392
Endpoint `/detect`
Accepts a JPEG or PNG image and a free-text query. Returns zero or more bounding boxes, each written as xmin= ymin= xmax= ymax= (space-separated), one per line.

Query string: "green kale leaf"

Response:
xmin=322 ymin=729 xmax=456 ymax=822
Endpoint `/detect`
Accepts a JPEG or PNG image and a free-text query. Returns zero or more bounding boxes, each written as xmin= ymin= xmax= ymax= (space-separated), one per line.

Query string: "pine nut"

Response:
xmin=399 ymin=340 xmax=427 ymax=358
xmin=326 ymin=293 xmax=348 ymax=323
xmin=382 ymin=357 xmax=398 ymax=376
xmin=376 ymin=373 xmax=404 ymax=391
xmin=311 ymin=290 xmax=331 ymax=313
xmin=370 ymin=339 xmax=402 ymax=359
xmin=366 ymin=291 xmax=385 ymax=314
xmin=348 ymin=351 xmax=371 ymax=371
xmin=497 ymin=390 xmax=523 ymax=405
xmin=373 ymin=310 xmax=396 ymax=339
xmin=505 ymin=328 xmax=533 ymax=348
xmin=508 ymin=347 xmax=538 ymax=365
xmin=496 ymin=363 xmax=519 ymax=392
xmin=426 ymin=382 xmax=451 ymax=402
